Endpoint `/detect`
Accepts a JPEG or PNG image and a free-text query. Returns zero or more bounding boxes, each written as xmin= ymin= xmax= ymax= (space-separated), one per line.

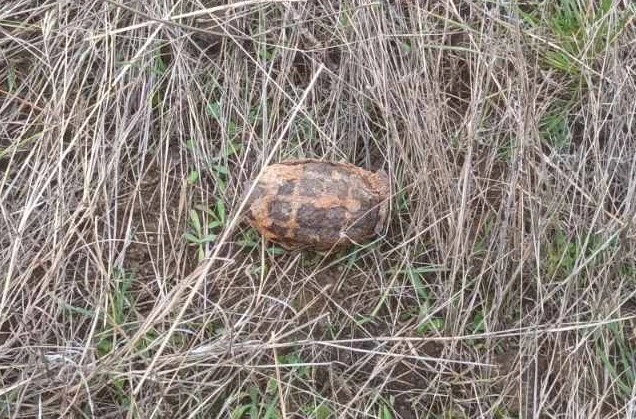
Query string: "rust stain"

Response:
xmin=313 ymin=196 xmax=361 ymax=212
xmin=343 ymin=183 xmax=354 ymax=226
xmin=248 ymin=195 xmax=273 ymax=228
xmin=283 ymin=179 xmax=301 ymax=238
xmin=260 ymin=163 xmax=305 ymax=184
xmin=274 ymin=194 xmax=363 ymax=213
xmin=259 ymin=227 xmax=278 ymax=241
xmin=330 ymin=170 xmax=344 ymax=181
xmin=368 ymin=171 xmax=389 ymax=197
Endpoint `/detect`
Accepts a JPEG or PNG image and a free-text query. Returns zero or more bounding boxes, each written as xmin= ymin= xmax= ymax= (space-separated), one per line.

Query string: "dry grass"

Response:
xmin=1 ymin=0 xmax=636 ymax=417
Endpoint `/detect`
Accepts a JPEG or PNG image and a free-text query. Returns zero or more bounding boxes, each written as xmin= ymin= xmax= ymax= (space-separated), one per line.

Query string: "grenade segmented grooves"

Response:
xmin=243 ymin=159 xmax=389 ymax=251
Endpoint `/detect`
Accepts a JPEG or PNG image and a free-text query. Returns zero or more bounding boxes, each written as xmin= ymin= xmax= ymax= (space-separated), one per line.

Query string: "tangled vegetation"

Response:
xmin=1 ymin=0 xmax=635 ymax=417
